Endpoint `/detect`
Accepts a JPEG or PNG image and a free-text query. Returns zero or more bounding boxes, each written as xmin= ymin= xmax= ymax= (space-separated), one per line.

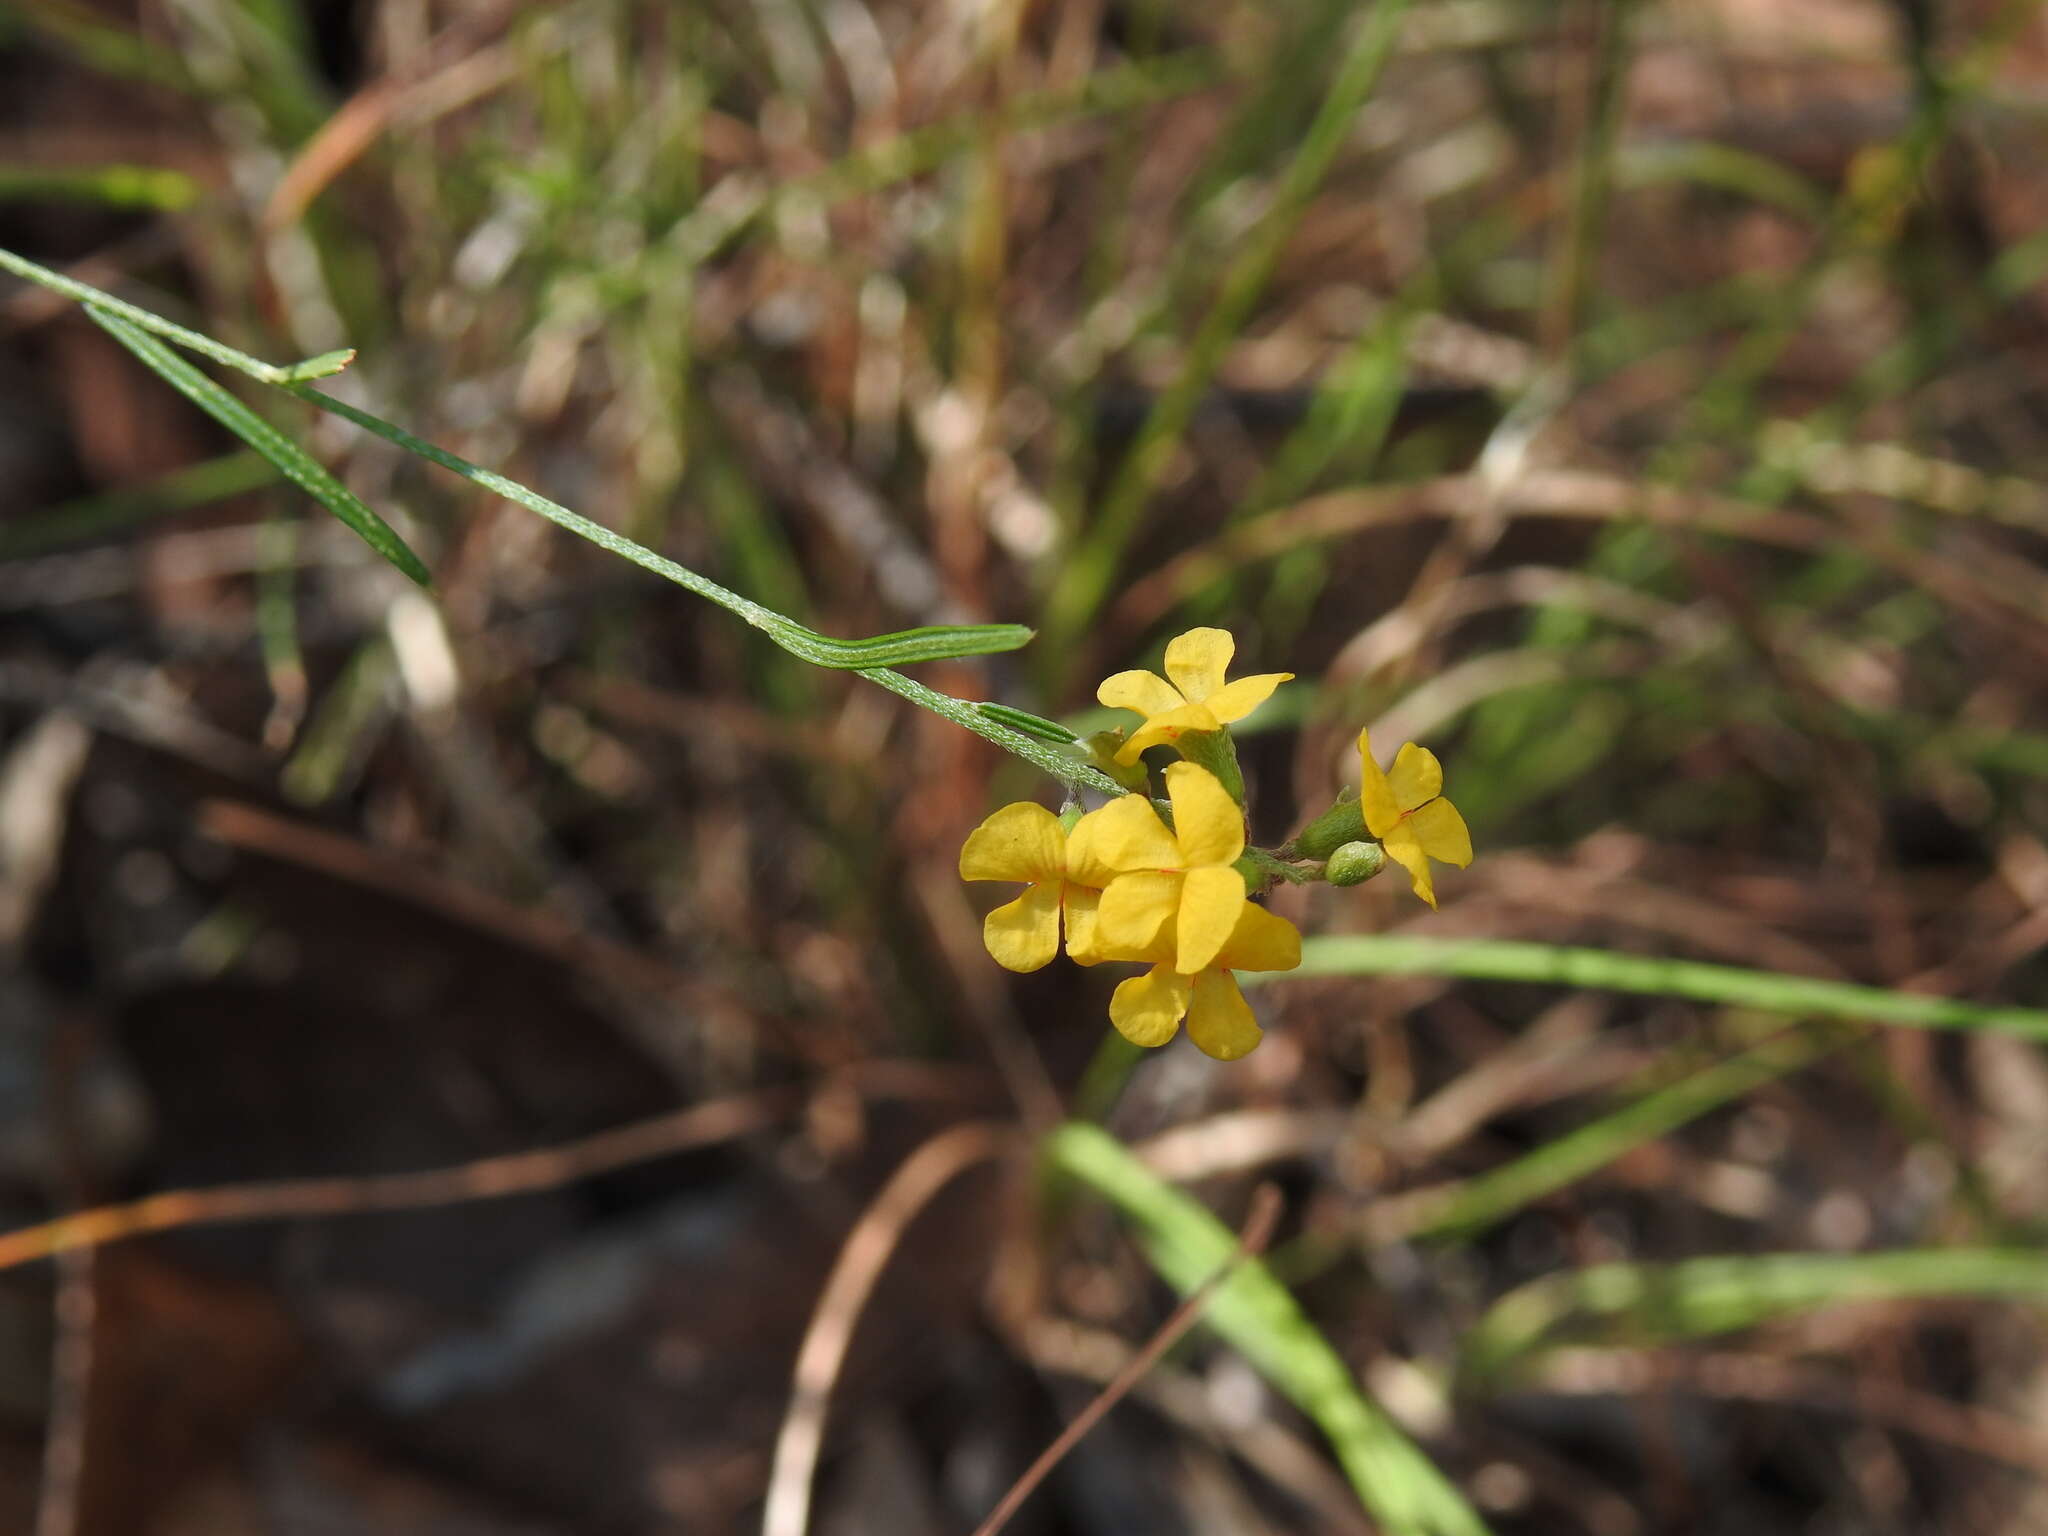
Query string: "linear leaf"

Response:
xmin=87 ymin=307 xmax=431 ymax=587
xmin=1284 ymin=936 xmax=2048 ymax=1042
xmin=1464 ymin=1248 xmax=2048 ymax=1382
xmin=1047 ymin=1123 xmax=1491 ymax=1536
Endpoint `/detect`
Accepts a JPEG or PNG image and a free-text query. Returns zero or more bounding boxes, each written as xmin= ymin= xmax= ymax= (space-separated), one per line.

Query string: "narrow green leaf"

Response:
xmin=1464 ymin=1248 xmax=2048 ymax=1382
xmin=1284 ymin=936 xmax=2048 ymax=1042
xmin=0 ymin=165 xmax=199 ymax=211
xmin=86 ymin=307 xmax=431 ymax=587
xmin=1385 ymin=1025 xmax=1841 ymax=1243
xmin=1047 ymin=1123 xmax=1491 ymax=1536
xmin=975 ymin=702 xmax=1080 ymax=743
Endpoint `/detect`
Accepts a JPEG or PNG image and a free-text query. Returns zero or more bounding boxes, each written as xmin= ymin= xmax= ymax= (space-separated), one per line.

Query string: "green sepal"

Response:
xmin=1174 ymin=727 xmax=1245 ymax=806
xmin=1081 ymin=731 xmax=1152 ymax=792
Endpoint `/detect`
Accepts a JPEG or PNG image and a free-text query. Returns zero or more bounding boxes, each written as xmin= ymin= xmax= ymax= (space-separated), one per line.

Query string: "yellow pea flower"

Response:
xmin=1106 ymin=900 xmax=1301 ymax=1061
xmin=958 ymin=803 xmax=1103 ymax=971
xmin=1098 ymin=627 xmax=1291 ymax=765
xmin=1357 ymin=728 xmax=1473 ymax=908
xmin=1069 ymin=761 xmax=1247 ymax=975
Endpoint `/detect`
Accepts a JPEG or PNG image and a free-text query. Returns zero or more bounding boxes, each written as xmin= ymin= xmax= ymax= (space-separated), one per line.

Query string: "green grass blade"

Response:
xmin=1285 ymin=936 xmax=2048 ymax=1042
xmin=1387 ymin=1025 xmax=1842 ymax=1243
xmin=0 ymin=450 xmax=277 ymax=558
xmin=0 ymin=246 xmax=348 ymax=386
xmin=86 ymin=308 xmax=431 ymax=587
xmin=1046 ymin=1123 xmax=1491 ymax=1536
xmin=1038 ymin=0 xmax=1414 ymax=667
xmin=0 ymin=165 xmax=199 ymax=211
xmin=1464 ymin=1249 xmax=2048 ymax=1382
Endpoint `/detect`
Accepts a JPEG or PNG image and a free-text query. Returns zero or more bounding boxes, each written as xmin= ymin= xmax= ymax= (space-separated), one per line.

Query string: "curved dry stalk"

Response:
xmin=761 ymin=1122 xmax=1011 ymax=1536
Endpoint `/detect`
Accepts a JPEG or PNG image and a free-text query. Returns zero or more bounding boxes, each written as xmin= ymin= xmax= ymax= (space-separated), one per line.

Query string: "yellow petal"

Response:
xmin=1407 ymin=796 xmax=1472 ymax=868
xmin=1164 ymin=761 xmax=1245 ymax=868
xmin=1097 ymin=871 xmax=1182 ymax=961
xmin=1162 ymin=627 xmax=1235 ymax=703
xmin=1388 ymin=742 xmax=1444 ymax=814
xmin=1115 ymin=701 xmax=1220 ymax=763
xmin=1380 ymin=824 xmax=1437 ymax=908
xmin=982 ymin=882 xmax=1063 ymax=971
xmin=960 ymin=801 xmax=1066 ymax=884
xmin=1097 ymin=668 xmax=1185 ymax=718
xmin=1356 ymin=727 xmax=1402 ymax=841
xmin=1216 ymin=901 xmax=1301 ymax=973
xmin=1109 ymin=965 xmax=1192 ymax=1048
xmin=1067 ymin=796 xmax=1178 ymax=885
xmin=1202 ymin=671 xmax=1291 ymax=725
xmin=1186 ymin=969 xmax=1262 ymax=1061
xmin=1062 ymin=885 xmax=1103 ymax=966
xmin=1175 ymin=864 xmax=1245 ymax=974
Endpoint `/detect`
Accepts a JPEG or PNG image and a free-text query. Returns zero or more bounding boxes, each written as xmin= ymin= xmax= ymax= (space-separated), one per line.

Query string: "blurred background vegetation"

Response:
xmin=6 ymin=0 xmax=2048 ymax=1531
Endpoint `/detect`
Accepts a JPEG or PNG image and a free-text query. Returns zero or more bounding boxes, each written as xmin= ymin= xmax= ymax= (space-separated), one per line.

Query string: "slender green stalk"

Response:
xmin=1283 ymin=936 xmax=2048 ymax=1041
xmin=0 ymin=248 xmax=351 ymax=385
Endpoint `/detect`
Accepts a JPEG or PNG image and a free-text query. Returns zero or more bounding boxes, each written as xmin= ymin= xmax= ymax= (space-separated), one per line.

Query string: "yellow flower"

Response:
xmin=1098 ymin=627 xmax=1291 ymax=765
xmin=1357 ymin=728 xmax=1473 ymax=908
xmin=1107 ymin=901 xmax=1301 ymax=1060
xmin=958 ymin=803 xmax=1103 ymax=971
xmin=1068 ymin=761 xmax=1247 ymax=975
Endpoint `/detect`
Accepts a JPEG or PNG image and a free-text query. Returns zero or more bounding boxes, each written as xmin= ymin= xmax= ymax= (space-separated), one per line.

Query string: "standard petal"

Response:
xmin=1186 ymin=969 xmax=1263 ymax=1061
xmin=1388 ymin=742 xmax=1445 ymax=814
xmin=1109 ymin=965 xmax=1192 ymax=1048
xmin=1175 ymin=864 xmax=1245 ymax=974
xmin=1097 ymin=668 xmax=1186 ymax=718
xmin=1216 ymin=901 xmax=1302 ymax=973
xmin=1356 ymin=727 xmax=1402 ymax=840
xmin=1062 ymin=885 xmax=1104 ymax=966
xmin=1202 ymin=671 xmax=1291 ymax=725
xmin=1097 ymin=871 xmax=1181 ymax=961
xmin=982 ymin=882 xmax=1063 ymax=971
xmin=1380 ymin=825 xmax=1437 ymax=908
xmin=1067 ymin=796 xmax=1179 ymax=884
xmin=1115 ymin=701 xmax=1219 ymax=763
xmin=959 ymin=801 xmax=1066 ymax=884
xmin=1162 ymin=627 xmax=1235 ymax=703
xmin=1407 ymin=796 xmax=1473 ymax=868
xmin=1164 ymin=761 xmax=1246 ymax=868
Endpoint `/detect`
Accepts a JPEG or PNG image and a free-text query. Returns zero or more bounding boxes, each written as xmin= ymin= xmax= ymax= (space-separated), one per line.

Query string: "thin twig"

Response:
xmin=0 ymin=1079 xmax=975 ymax=1274
xmin=761 ymin=1122 xmax=1011 ymax=1536
xmin=969 ymin=1183 xmax=1285 ymax=1536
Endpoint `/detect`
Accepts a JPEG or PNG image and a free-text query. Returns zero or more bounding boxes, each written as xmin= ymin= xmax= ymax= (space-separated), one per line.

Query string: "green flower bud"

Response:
xmin=1324 ymin=840 xmax=1386 ymax=887
xmin=1290 ymin=788 xmax=1365 ymax=860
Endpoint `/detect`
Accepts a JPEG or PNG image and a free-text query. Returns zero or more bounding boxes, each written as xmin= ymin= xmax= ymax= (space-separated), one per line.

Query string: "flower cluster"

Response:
xmin=961 ymin=627 xmax=1471 ymax=1060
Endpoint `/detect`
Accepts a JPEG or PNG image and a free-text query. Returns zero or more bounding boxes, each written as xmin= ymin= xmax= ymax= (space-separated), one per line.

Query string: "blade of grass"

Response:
xmin=0 ymin=450 xmax=277 ymax=558
xmin=0 ymin=165 xmax=200 ymax=211
xmin=1281 ymin=936 xmax=2048 ymax=1042
xmin=85 ymin=306 xmax=432 ymax=587
xmin=1463 ymin=1248 xmax=2048 ymax=1382
xmin=1046 ymin=1122 xmax=1491 ymax=1536
xmin=1037 ymin=0 xmax=1414 ymax=673
xmin=1381 ymin=1023 xmax=1844 ymax=1244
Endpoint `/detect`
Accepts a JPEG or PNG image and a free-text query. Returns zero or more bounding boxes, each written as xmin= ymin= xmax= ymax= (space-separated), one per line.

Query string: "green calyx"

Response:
xmin=1287 ymin=787 xmax=1366 ymax=860
xmin=1324 ymin=840 xmax=1387 ymax=887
